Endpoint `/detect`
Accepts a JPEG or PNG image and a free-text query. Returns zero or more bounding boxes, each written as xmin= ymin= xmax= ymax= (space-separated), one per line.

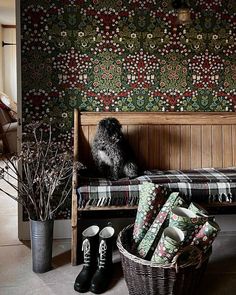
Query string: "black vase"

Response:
xmin=30 ymin=219 xmax=54 ymax=273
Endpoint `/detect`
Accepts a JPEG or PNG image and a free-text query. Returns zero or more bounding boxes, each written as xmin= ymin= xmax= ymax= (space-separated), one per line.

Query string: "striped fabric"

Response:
xmin=77 ymin=167 xmax=236 ymax=208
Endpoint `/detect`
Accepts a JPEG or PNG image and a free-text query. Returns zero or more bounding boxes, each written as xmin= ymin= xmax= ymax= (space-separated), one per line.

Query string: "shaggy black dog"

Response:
xmin=91 ymin=117 xmax=138 ymax=180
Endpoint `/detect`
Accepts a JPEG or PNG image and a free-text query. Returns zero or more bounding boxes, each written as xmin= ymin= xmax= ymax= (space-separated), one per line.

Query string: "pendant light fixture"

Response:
xmin=172 ymin=0 xmax=192 ymax=25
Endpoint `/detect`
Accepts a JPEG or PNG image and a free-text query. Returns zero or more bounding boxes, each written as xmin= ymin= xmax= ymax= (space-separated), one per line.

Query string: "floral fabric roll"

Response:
xmin=151 ymin=226 xmax=185 ymax=264
xmin=188 ymin=202 xmax=215 ymax=222
xmin=188 ymin=202 xmax=208 ymax=216
xmin=137 ymin=192 xmax=186 ymax=259
xmin=191 ymin=220 xmax=221 ymax=252
xmin=133 ymin=182 xmax=168 ymax=245
xmin=169 ymin=207 xmax=208 ymax=244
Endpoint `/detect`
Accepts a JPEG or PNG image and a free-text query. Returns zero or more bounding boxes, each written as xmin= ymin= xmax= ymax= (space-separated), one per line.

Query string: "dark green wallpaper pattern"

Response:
xmin=21 ymin=0 xmax=236 ymax=218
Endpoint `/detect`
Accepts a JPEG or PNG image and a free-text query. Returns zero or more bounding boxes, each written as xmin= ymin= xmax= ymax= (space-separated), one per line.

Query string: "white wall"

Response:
xmin=2 ymin=27 xmax=17 ymax=102
xmin=0 ymin=25 xmax=3 ymax=91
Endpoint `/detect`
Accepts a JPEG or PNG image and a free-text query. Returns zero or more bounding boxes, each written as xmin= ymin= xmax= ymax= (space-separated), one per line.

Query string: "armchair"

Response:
xmin=0 ymin=92 xmax=17 ymax=154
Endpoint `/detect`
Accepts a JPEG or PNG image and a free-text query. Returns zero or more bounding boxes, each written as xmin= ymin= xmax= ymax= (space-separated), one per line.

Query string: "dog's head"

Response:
xmin=98 ymin=117 xmax=122 ymax=142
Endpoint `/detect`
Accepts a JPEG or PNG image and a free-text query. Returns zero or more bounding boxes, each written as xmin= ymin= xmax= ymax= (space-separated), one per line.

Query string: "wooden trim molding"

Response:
xmin=71 ymin=109 xmax=79 ymax=265
xmin=79 ymin=112 xmax=236 ymax=126
xmin=2 ymin=25 xmax=16 ymax=28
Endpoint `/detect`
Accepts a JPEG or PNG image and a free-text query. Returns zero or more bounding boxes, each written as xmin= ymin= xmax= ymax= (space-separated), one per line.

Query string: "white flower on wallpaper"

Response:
xmin=52 ymin=48 xmax=92 ymax=88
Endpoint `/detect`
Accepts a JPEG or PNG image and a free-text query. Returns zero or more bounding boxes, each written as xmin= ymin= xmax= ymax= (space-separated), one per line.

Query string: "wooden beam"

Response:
xmin=2 ymin=25 xmax=16 ymax=28
xmin=71 ymin=109 xmax=79 ymax=266
xmin=79 ymin=112 xmax=236 ymax=126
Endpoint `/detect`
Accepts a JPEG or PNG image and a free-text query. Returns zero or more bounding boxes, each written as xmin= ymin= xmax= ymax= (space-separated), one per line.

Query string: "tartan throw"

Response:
xmin=77 ymin=167 xmax=236 ymax=208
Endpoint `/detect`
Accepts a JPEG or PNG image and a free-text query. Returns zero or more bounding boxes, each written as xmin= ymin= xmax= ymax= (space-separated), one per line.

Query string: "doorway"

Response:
xmin=0 ymin=0 xmax=17 ymax=155
xmin=0 ymin=0 xmax=18 ymax=245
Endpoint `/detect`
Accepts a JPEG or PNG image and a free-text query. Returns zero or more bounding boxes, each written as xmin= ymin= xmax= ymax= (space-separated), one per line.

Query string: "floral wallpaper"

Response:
xmin=21 ymin=0 xmax=236 ymax=218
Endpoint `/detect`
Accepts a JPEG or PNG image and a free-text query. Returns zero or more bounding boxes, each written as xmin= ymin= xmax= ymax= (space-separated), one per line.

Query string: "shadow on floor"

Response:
xmin=20 ymin=240 xmax=31 ymax=248
xmin=198 ymin=254 xmax=236 ymax=295
xmin=52 ymin=250 xmax=71 ymax=268
xmin=108 ymin=261 xmax=124 ymax=290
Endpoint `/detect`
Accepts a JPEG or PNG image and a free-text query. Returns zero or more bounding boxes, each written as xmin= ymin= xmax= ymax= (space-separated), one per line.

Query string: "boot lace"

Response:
xmin=82 ymin=239 xmax=90 ymax=266
xmin=98 ymin=240 xmax=107 ymax=268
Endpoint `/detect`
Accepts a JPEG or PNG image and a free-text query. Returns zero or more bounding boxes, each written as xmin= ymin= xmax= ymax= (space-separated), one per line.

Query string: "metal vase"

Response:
xmin=30 ymin=219 xmax=54 ymax=273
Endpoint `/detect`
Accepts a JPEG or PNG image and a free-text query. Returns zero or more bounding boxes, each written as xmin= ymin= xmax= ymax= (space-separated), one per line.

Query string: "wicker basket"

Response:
xmin=117 ymin=224 xmax=211 ymax=295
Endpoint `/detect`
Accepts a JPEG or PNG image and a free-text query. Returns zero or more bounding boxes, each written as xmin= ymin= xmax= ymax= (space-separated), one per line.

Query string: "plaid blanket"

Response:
xmin=77 ymin=167 xmax=236 ymax=208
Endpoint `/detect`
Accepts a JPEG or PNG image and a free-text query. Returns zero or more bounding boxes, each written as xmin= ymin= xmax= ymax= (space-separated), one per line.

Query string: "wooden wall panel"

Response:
xmin=169 ymin=125 xmax=181 ymax=170
xmin=122 ymin=125 xmax=128 ymax=138
xmin=159 ymin=125 xmax=170 ymax=170
xmin=222 ymin=125 xmax=233 ymax=167
xmin=127 ymin=125 xmax=140 ymax=162
xmin=138 ymin=125 xmax=149 ymax=169
xmin=233 ymin=125 xmax=236 ymax=166
xmin=212 ymin=125 xmax=223 ymax=168
xmin=201 ymin=125 xmax=212 ymax=168
xmin=180 ymin=125 xmax=191 ymax=169
xmin=78 ymin=112 xmax=236 ymax=170
xmin=88 ymin=126 xmax=97 ymax=166
xmin=148 ymin=125 xmax=160 ymax=169
xmin=79 ymin=125 xmax=89 ymax=166
xmin=191 ymin=125 xmax=202 ymax=169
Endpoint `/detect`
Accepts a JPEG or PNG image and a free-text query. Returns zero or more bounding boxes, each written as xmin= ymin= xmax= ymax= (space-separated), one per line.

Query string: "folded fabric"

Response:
xmin=77 ymin=169 xmax=236 ymax=208
xmin=77 ymin=184 xmax=141 ymax=207
xmin=143 ymin=168 xmax=236 ymax=183
xmin=78 ymin=167 xmax=236 ymax=186
xmin=137 ymin=192 xmax=186 ymax=259
xmin=166 ymin=182 xmax=235 ymax=203
xmin=191 ymin=220 xmax=221 ymax=253
xmin=169 ymin=207 xmax=208 ymax=244
xmin=151 ymin=226 xmax=185 ymax=264
xmin=133 ymin=182 xmax=168 ymax=245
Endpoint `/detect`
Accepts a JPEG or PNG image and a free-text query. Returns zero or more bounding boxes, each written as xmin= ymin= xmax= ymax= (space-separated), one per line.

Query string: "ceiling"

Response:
xmin=0 ymin=0 xmax=15 ymax=25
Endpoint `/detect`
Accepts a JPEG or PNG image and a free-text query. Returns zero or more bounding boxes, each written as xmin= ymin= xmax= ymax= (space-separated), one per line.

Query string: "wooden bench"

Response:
xmin=71 ymin=110 xmax=236 ymax=265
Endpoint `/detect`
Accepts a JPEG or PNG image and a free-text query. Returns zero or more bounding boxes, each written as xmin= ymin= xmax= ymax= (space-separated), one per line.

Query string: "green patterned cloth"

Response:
xmin=169 ymin=207 xmax=208 ymax=244
xmin=133 ymin=182 xmax=168 ymax=245
xmin=137 ymin=192 xmax=186 ymax=259
xmin=151 ymin=226 xmax=185 ymax=264
xmin=191 ymin=221 xmax=220 ymax=253
xmin=188 ymin=202 xmax=209 ymax=216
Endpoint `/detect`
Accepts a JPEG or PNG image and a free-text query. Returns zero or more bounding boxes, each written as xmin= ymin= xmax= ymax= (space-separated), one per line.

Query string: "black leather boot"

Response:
xmin=74 ymin=225 xmax=100 ymax=293
xmin=90 ymin=226 xmax=115 ymax=294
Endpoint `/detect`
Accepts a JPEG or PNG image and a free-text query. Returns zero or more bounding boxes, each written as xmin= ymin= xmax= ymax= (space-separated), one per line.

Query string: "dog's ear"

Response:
xmin=98 ymin=118 xmax=122 ymax=130
xmin=99 ymin=118 xmax=109 ymax=129
xmin=110 ymin=118 xmax=122 ymax=129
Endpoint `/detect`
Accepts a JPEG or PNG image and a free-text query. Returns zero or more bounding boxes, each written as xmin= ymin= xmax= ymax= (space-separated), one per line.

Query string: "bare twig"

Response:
xmin=0 ymin=123 xmax=83 ymax=221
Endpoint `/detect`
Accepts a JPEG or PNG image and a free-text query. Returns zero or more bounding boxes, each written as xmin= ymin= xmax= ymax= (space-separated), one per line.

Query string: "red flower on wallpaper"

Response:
xmin=196 ymin=0 xmax=223 ymax=11
xmin=60 ymin=0 xmax=84 ymax=5
xmin=189 ymin=50 xmax=224 ymax=89
xmin=23 ymin=90 xmax=51 ymax=122
xmin=22 ymin=5 xmax=51 ymax=53
xmin=123 ymin=49 xmax=159 ymax=89
xmin=53 ymin=48 xmax=92 ymax=89
xmin=24 ymin=90 xmax=49 ymax=108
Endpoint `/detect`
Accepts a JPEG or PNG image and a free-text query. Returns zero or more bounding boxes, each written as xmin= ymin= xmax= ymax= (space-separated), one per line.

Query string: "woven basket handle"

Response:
xmin=171 ymin=245 xmax=203 ymax=272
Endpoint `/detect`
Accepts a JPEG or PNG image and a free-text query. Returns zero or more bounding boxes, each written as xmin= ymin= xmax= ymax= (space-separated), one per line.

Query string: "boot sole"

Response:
xmin=74 ymin=284 xmax=89 ymax=293
xmin=90 ymin=286 xmax=107 ymax=294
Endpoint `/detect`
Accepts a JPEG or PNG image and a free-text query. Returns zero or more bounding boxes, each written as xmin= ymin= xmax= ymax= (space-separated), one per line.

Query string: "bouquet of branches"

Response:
xmin=0 ymin=123 xmax=83 ymax=221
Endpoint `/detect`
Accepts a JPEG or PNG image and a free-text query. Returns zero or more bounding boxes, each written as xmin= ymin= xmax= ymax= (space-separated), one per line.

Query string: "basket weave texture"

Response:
xmin=117 ymin=224 xmax=211 ymax=295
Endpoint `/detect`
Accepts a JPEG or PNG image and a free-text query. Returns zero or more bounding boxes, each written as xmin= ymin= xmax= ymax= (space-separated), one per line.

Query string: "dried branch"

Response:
xmin=0 ymin=123 xmax=84 ymax=221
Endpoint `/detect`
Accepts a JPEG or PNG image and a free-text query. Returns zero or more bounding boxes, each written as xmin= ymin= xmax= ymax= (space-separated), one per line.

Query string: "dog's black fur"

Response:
xmin=91 ymin=117 xmax=139 ymax=180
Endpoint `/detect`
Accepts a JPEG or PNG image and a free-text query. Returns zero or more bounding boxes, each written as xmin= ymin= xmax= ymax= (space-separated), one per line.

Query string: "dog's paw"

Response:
xmin=124 ymin=162 xmax=138 ymax=178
